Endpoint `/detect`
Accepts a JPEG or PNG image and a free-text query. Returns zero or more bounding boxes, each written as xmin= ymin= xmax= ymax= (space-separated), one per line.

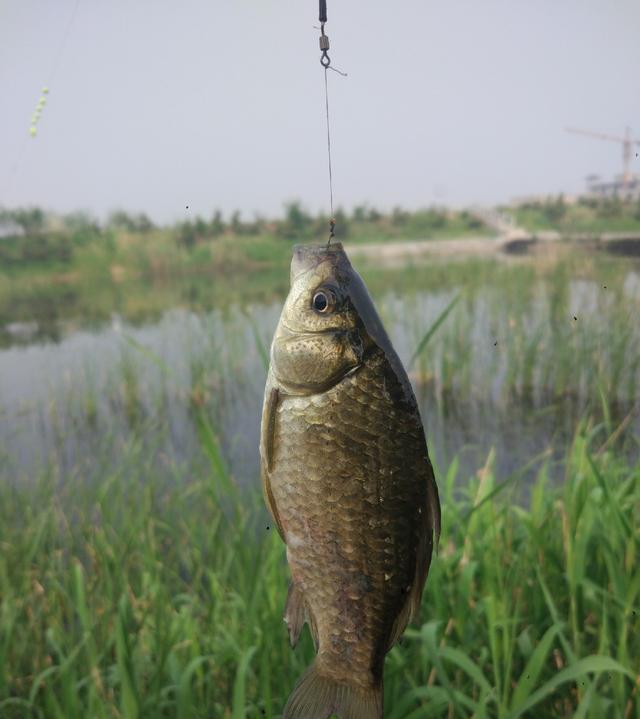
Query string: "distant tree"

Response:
xmin=462 ymin=211 xmax=483 ymax=230
xmin=194 ymin=216 xmax=208 ymax=239
xmin=391 ymin=206 xmax=409 ymax=227
xmin=352 ymin=205 xmax=368 ymax=223
xmin=578 ymin=196 xmax=598 ymax=209
xmin=107 ymin=210 xmax=133 ymax=231
xmin=107 ymin=210 xmax=153 ymax=233
xmin=63 ymin=211 xmax=99 ymax=232
xmin=209 ymin=210 xmax=225 ymax=236
xmin=407 ymin=208 xmax=447 ymax=236
xmin=285 ymin=202 xmax=312 ymax=233
xmin=545 ymin=195 xmax=567 ymax=223
xmin=460 ymin=210 xmax=484 ymax=230
xmin=6 ymin=207 xmax=46 ymax=234
xmin=333 ymin=208 xmax=349 ymax=239
xmin=176 ymin=221 xmax=197 ymax=250
xmin=312 ymin=213 xmax=330 ymax=238
xmin=230 ymin=210 xmax=244 ymax=235
xmin=431 ymin=208 xmax=447 ymax=229
xmin=598 ymin=195 xmax=622 ymax=220
xmin=134 ymin=213 xmax=154 ymax=232
xmin=367 ymin=207 xmax=382 ymax=222
xmin=277 ymin=201 xmax=313 ymax=239
xmin=0 ymin=232 xmax=73 ymax=265
xmin=63 ymin=211 xmax=101 ymax=246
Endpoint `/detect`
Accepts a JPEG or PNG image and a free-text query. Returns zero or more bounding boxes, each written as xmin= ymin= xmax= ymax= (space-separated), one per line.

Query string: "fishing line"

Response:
xmin=323 ymin=68 xmax=334 ymax=234
xmin=2 ymin=0 xmax=81 ymax=198
xmin=317 ymin=0 xmax=346 ymax=246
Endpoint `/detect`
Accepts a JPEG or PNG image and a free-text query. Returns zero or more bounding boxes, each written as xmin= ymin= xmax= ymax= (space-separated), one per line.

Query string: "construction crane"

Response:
xmin=566 ymin=126 xmax=640 ymax=191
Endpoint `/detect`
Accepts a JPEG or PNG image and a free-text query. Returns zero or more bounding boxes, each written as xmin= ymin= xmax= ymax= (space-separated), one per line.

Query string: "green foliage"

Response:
xmin=512 ymin=195 xmax=640 ymax=234
xmin=276 ymin=201 xmax=314 ymax=239
xmin=0 ymin=426 xmax=637 ymax=717
xmin=546 ymin=194 xmax=567 ymax=222
xmin=0 ymin=246 xmax=639 ymax=716
xmin=352 ymin=205 xmax=368 ymax=222
xmin=230 ymin=210 xmax=244 ymax=235
xmin=0 ymin=201 xmax=493 ymax=285
xmin=0 ymin=206 xmax=46 ymax=234
xmin=63 ymin=212 xmax=102 ymax=247
xmin=0 ymin=232 xmax=73 ymax=266
xmin=107 ymin=210 xmax=154 ymax=233
xmin=176 ymin=221 xmax=198 ymax=251
xmin=391 ymin=206 xmax=410 ymax=227
xmin=210 ymin=210 xmax=226 ymax=237
xmin=332 ymin=207 xmax=349 ymax=239
xmin=597 ymin=196 xmax=623 ymax=220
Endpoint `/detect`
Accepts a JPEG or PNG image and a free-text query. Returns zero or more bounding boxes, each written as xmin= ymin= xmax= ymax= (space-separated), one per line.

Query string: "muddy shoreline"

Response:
xmin=346 ymin=231 xmax=640 ymax=265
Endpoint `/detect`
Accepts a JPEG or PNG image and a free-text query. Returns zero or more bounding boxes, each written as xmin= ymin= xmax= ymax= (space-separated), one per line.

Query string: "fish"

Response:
xmin=259 ymin=243 xmax=441 ymax=719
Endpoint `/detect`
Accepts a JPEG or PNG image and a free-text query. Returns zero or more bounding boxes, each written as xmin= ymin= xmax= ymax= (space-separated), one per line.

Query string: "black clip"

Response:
xmin=319 ymin=0 xmax=327 ymax=23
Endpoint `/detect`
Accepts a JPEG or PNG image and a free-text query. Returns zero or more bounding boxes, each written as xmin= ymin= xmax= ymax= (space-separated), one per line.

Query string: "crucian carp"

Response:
xmin=259 ymin=243 xmax=441 ymax=719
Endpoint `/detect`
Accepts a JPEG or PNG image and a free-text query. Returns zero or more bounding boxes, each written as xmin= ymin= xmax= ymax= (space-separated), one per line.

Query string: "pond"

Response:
xmin=1 ymin=249 xmax=638 ymax=493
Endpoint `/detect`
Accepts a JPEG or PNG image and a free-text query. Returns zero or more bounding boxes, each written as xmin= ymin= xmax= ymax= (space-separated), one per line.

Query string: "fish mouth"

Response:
xmin=279 ymin=319 xmax=348 ymax=337
xmin=290 ymin=243 xmax=350 ymax=283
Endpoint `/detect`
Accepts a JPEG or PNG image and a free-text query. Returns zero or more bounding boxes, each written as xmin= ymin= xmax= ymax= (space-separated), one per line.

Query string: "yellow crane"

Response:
xmin=566 ymin=126 xmax=640 ymax=191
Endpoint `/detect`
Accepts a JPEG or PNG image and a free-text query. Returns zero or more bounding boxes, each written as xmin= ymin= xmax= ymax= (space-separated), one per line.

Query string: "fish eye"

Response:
xmin=312 ymin=290 xmax=333 ymax=314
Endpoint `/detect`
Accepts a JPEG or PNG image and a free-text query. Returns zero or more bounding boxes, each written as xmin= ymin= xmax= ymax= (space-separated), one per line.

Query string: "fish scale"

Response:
xmin=271 ymin=350 xmax=426 ymax=679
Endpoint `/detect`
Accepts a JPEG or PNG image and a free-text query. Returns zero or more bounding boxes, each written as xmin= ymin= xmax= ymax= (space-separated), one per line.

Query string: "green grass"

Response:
xmin=0 ymin=206 xmax=491 ymax=290
xmin=0 ymin=417 xmax=638 ymax=718
xmin=1 ymin=236 xmax=639 ymax=718
xmin=508 ymin=197 xmax=640 ymax=235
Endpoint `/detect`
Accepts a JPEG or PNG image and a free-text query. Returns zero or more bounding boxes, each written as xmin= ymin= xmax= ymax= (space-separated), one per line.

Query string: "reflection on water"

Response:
xmin=1 ymin=254 xmax=639 ymax=491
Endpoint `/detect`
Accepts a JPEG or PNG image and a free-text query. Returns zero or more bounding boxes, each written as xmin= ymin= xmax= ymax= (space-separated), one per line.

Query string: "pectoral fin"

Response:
xmin=260 ymin=385 xmax=285 ymax=540
xmin=261 ymin=386 xmax=279 ymax=472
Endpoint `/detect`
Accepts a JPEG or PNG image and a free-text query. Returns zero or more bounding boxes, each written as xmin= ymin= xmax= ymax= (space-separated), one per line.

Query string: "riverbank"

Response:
xmin=4 ymin=195 xmax=640 ymax=291
xmin=0 ymin=205 xmax=491 ymax=286
xmin=348 ymin=231 xmax=640 ymax=267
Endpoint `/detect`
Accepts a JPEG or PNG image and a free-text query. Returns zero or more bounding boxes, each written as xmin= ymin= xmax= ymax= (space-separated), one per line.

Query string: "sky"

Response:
xmin=1 ymin=0 xmax=639 ymax=224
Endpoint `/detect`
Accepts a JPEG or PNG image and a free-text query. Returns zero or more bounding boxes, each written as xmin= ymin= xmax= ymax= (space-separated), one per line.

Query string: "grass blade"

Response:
xmin=408 ymin=294 xmax=460 ymax=369
xmin=505 ymin=655 xmax=634 ymax=719
xmin=510 ymin=624 xmax=561 ymax=711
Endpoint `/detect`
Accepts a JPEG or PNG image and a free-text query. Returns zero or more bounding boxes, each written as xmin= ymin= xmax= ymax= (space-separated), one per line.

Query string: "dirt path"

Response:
xmin=345 ymin=236 xmax=507 ymax=265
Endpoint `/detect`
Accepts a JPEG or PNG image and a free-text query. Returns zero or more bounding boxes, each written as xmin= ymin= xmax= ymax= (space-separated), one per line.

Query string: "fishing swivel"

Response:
xmin=319 ymin=23 xmax=331 ymax=68
xmin=318 ymin=1 xmax=346 ymax=75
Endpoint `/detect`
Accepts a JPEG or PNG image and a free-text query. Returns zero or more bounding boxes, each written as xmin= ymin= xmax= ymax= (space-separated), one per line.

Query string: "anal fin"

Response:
xmin=284 ymin=582 xmax=306 ymax=648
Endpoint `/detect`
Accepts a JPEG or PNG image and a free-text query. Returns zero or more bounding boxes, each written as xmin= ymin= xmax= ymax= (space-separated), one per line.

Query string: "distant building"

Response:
xmin=509 ymin=193 xmax=578 ymax=207
xmin=585 ymin=174 xmax=640 ymax=201
xmin=510 ymin=175 xmax=640 ymax=208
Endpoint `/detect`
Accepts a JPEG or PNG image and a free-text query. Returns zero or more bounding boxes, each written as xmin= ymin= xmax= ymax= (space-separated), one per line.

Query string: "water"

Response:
xmin=1 ymin=253 xmax=638 ymax=491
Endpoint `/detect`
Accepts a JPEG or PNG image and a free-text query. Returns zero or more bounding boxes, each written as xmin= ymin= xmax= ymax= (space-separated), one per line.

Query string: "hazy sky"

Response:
xmin=2 ymin=0 xmax=639 ymax=223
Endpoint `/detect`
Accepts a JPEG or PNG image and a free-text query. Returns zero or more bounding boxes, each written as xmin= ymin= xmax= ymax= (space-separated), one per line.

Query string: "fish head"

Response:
xmin=271 ymin=243 xmax=376 ymax=394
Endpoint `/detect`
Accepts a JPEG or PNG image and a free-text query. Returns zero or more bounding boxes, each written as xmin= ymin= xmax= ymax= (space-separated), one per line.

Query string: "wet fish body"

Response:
xmin=260 ymin=244 xmax=440 ymax=719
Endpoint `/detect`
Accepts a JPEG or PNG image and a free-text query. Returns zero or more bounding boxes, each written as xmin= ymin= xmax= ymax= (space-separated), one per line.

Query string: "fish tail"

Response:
xmin=283 ymin=662 xmax=382 ymax=719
